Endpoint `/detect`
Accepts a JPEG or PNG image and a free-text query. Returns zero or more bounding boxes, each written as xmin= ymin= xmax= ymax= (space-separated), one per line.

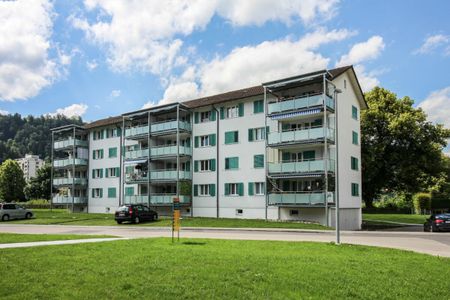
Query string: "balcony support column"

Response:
xmin=147 ymin=111 xmax=151 ymax=207
xmin=264 ymin=86 xmax=268 ymax=221
xmin=176 ymin=104 xmax=180 ymax=205
xmin=50 ymin=131 xmax=54 ymax=212
xmin=72 ymin=126 xmax=75 ymax=213
xmin=323 ymin=74 xmax=329 ymax=226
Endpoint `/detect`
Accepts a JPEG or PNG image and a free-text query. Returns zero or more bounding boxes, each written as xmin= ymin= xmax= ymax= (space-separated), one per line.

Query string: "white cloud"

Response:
xmin=414 ymin=34 xmax=449 ymax=54
xmin=418 ymin=86 xmax=450 ymax=128
xmin=50 ymin=103 xmax=88 ymax=118
xmin=86 ymin=60 xmax=98 ymax=71
xmin=0 ymin=0 xmax=63 ymax=101
xmin=110 ymin=89 xmax=121 ymax=98
xmin=0 ymin=109 xmax=9 ymax=115
xmin=353 ymin=65 xmax=380 ymax=92
xmin=142 ymin=101 xmax=157 ymax=109
xmin=336 ymin=35 xmax=385 ymax=66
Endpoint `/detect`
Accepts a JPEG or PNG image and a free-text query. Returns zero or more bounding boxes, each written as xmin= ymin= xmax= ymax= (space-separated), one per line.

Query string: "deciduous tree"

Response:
xmin=0 ymin=159 xmax=26 ymax=202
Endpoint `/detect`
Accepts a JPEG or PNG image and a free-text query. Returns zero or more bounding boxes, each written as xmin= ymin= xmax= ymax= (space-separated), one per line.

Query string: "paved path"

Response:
xmin=0 ymin=237 xmax=126 ymax=249
xmin=1 ymin=224 xmax=449 ymax=257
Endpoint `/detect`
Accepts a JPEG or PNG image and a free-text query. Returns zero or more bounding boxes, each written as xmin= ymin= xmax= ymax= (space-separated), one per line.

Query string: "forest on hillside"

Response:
xmin=0 ymin=114 xmax=84 ymax=163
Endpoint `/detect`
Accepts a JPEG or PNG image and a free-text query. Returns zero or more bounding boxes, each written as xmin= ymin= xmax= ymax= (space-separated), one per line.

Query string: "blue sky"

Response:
xmin=0 ymin=0 xmax=449 ymax=140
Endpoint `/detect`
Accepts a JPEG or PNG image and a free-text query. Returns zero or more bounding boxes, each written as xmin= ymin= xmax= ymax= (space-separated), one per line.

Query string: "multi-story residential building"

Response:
xmin=15 ymin=154 xmax=45 ymax=181
xmin=51 ymin=66 xmax=365 ymax=229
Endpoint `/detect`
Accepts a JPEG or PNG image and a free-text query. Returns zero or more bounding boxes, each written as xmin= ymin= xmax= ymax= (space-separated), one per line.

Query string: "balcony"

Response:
xmin=125 ymin=172 xmax=148 ymax=183
xmin=125 ymin=125 xmax=149 ymax=138
xmin=123 ymin=194 xmax=191 ymax=205
xmin=54 ymin=138 xmax=88 ymax=150
xmin=268 ymin=127 xmax=334 ymax=146
xmin=150 ymin=144 xmax=192 ymax=157
xmin=151 ymin=120 xmax=191 ymax=134
xmin=268 ymin=94 xmax=334 ymax=115
xmin=124 ymin=148 xmax=149 ymax=160
xmin=52 ymin=195 xmax=88 ymax=204
xmin=268 ymin=159 xmax=335 ymax=176
xmin=53 ymin=158 xmax=88 ymax=168
xmin=53 ymin=178 xmax=88 ymax=186
xmin=150 ymin=170 xmax=191 ymax=181
xmin=268 ymin=192 xmax=333 ymax=206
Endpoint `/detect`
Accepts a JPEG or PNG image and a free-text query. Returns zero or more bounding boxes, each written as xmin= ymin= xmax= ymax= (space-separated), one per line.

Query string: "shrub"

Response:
xmin=373 ymin=193 xmax=411 ymax=210
xmin=413 ymin=193 xmax=431 ymax=214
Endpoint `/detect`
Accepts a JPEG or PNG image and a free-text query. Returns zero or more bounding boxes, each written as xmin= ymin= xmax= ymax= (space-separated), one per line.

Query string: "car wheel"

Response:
xmin=431 ymin=225 xmax=439 ymax=232
xmin=134 ymin=217 xmax=140 ymax=224
xmin=25 ymin=212 xmax=32 ymax=219
xmin=2 ymin=214 xmax=9 ymax=221
xmin=116 ymin=221 xmax=122 ymax=224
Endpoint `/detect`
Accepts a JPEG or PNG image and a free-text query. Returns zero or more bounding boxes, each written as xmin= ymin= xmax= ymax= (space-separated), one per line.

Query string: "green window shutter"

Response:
xmin=352 ymin=105 xmax=358 ymax=120
xmin=99 ymin=188 xmax=103 ymax=198
xmin=185 ymin=161 xmax=190 ymax=171
xmin=225 ymin=131 xmax=232 ymax=144
xmin=92 ymin=169 xmax=95 ymax=179
xmin=225 ymin=158 xmax=230 ymax=170
xmin=248 ymin=128 xmax=254 ymax=141
xmin=282 ymin=152 xmax=291 ymax=162
xmin=194 ymin=112 xmax=199 ymax=124
xmin=303 ymin=150 xmax=315 ymax=160
xmin=116 ymin=167 xmax=120 ymax=176
xmin=233 ymin=157 xmax=239 ymax=169
xmin=220 ymin=107 xmax=224 ymax=119
xmin=234 ymin=131 xmax=239 ymax=143
xmin=194 ymin=160 xmax=199 ymax=172
xmin=254 ymin=100 xmax=263 ymax=113
xmin=265 ymin=126 xmax=269 ymax=139
xmin=248 ymin=182 xmax=254 ymax=196
xmin=109 ymin=147 xmax=117 ymax=158
xmin=352 ymin=131 xmax=358 ymax=145
xmin=92 ymin=150 xmax=96 ymax=159
xmin=194 ymin=185 xmax=198 ymax=196
xmin=238 ymin=103 xmax=244 ymax=117
xmin=92 ymin=189 xmax=95 ymax=197
xmin=100 ymin=169 xmax=103 ymax=178
xmin=254 ymin=154 xmax=264 ymax=168
xmin=194 ymin=136 xmax=199 ymax=148
xmin=100 ymin=130 xmax=104 ymax=139
xmin=210 ymin=110 xmax=216 ymax=121
xmin=210 ymin=134 xmax=216 ymax=146
xmin=116 ymin=127 xmax=121 ymax=136
xmin=105 ymin=168 xmax=109 ymax=178
xmin=238 ymin=183 xmax=244 ymax=196
xmin=226 ymin=157 xmax=238 ymax=169
xmin=210 ymin=159 xmax=216 ymax=171
xmin=224 ymin=183 xmax=230 ymax=196
xmin=108 ymin=188 xmax=116 ymax=198
xmin=125 ymin=187 xmax=134 ymax=196
xmin=209 ymin=184 xmax=216 ymax=196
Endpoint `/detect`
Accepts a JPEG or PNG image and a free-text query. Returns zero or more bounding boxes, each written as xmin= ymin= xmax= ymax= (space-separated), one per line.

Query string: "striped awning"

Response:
xmin=124 ymin=159 xmax=147 ymax=165
xmin=270 ymin=108 xmax=321 ymax=120
xmin=268 ymin=173 xmax=323 ymax=179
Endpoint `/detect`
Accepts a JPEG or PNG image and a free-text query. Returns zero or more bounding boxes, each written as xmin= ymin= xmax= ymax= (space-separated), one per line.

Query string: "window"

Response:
xmin=226 ymin=105 xmax=239 ymax=118
xmin=225 ymin=157 xmax=239 ymax=170
xmin=200 ymin=135 xmax=209 ymax=147
xmin=253 ymin=100 xmax=264 ymax=114
xmin=351 ymin=157 xmax=358 ymax=171
xmin=93 ymin=130 xmax=104 ymax=140
xmin=194 ymin=110 xmax=216 ymax=123
xmin=225 ymin=183 xmax=244 ymax=196
xmin=194 ymin=159 xmax=215 ymax=172
xmin=199 ymin=184 xmax=210 ymax=196
xmin=92 ymin=169 xmax=103 ymax=179
xmin=195 ymin=134 xmax=216 ymax=148
xmin=248 ymin=127 xmax=266 ymax=141
xmin=351 ymin=183 xmax=359 ymax=196
xmin=106 ymin=128 xmax=121 ymax=138
xmin=200 ymin=111 xmax=210 ymax=122
xmin=344 ymin=79 xmax=347 ymax=89
xmin=125 ymin=187 xmax=134 ymax=196
xmin=108 ymin=147 xmax=117 ymax=158
xmin=249 ymin=182 xmax=265 ymax=195
xmin=253 ymin=154 xmax=264 ymax=168
xmin=105 ymin=167 xmax=120 ymax=177
xmin=108 ymin=188 xmax=116 ymax=198
xmin=194 ymin=184 xmax=216 ymax=196
xmin=93 ymin=149 xmax=104 ymax=160
xmin=200 ymin=160 xmax=210 ymax=171
xmin=290 ymin=210 xmax=299 ymax=216
xmin=92 ymin=188 xmax=103 ymax=198
xmin=352 ymin=131 xmax=359 ymax=145
xmin=225 ymin=131 xmax=239 ymax=144
xmin=352 ymin=105 xmax=358 ymax=120
xmin=236 ymin=209 xmax=243 ymax=216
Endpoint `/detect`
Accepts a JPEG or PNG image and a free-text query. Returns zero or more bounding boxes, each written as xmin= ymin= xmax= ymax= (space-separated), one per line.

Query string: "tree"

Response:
xmin=24 ymin=164 xmax=52 ymax=200
xmin=0 ymin=159 xmax=26 ymax=202
xmin=361 ymin=87 xmax=450 ymax=208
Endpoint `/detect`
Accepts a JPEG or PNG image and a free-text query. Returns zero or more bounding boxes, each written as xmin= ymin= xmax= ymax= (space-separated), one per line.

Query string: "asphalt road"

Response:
xmin=1 ymin=224 xmax=449 ymax=257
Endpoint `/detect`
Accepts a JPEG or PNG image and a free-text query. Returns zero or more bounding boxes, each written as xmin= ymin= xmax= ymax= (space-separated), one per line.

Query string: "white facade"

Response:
xmin=52 ymin=67 xmax=365 ymax=229
xmin=16 ymin=154 xmax=44 ymax=181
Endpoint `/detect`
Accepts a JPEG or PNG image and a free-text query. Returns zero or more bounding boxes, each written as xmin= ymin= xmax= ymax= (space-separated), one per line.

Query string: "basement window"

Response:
xmin=236 ymin=209 xmax=243 ymax=216
xmin=290 ymin=210 xmax=299 ymax=216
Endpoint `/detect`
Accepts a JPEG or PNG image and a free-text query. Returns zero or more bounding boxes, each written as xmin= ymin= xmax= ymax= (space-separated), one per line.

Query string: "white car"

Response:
xmin=0 ymin=203 xmax=33 ymax=221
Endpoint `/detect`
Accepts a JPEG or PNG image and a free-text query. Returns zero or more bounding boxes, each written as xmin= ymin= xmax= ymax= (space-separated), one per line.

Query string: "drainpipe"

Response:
xmin=212 ymin=105 xmax=220 ymax=218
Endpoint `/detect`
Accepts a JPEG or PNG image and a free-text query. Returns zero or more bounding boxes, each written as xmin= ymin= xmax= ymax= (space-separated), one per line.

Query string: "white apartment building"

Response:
xmin=16 ymin=154 xmax=45 ymax=181
xmin=51 ymin=66 xmax=365 ymax=229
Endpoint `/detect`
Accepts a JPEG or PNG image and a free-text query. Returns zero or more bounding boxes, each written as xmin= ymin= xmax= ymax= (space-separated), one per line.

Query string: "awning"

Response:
xmin=124 ymin=159 xmax=147 ymax=165
xmin=270 ymin=108 xmax=321 ymax=120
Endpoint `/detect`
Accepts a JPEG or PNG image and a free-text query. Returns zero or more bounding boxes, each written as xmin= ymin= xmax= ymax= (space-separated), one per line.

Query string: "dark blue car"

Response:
xmin=424 ymin=213 xmax=450 ymax=232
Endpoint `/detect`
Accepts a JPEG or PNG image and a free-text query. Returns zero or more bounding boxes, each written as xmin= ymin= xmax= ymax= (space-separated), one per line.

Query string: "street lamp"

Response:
xmin=334 ymin=88 xmax=342 ymax=245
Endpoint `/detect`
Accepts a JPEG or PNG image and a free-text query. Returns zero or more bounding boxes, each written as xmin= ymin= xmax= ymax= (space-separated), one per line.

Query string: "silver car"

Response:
xmin=0 ymin=203 xmax=33 ymax=221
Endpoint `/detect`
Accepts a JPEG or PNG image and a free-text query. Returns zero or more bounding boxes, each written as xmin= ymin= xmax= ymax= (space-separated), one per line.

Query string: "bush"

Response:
xmin=373 ymin=193 xmax=411 ymax=211
xmin=413 ymin=193 xmax=431 ymax=214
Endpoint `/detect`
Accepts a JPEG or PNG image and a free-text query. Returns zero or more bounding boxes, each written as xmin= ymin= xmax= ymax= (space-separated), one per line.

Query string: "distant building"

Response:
xmin=16 ymin=154 xmax=44 ymax=181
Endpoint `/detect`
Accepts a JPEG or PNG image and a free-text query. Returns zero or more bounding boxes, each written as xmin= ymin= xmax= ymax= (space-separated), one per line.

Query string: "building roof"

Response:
xmin=84 ymin=116 xmax=123 ymax=129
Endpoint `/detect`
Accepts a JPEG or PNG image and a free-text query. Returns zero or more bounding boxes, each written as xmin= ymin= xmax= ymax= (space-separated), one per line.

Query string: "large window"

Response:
xmin=194 ymin=184 xmax=216 ymax=197
xmin=225 ymin=131 xmax=239 ymax=144
xmin=225 ymin=183 xmax=244 ymax=196
xmin=225 ymin=157 xmax=239 ymax=170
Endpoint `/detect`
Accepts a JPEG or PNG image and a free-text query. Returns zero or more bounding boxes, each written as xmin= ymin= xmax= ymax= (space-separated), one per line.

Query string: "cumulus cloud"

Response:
xmin=50 ymin=103 xmax=88 ymax=118
xmin=414 ymin=34 xmax=449 ymax=54
xmin=0 ymin=109 xmax=9 ymax=115
xmin=110 ymin=89 xmax=121 ymax=98
xmin=86 ymin=60 xmax=98 ymax=71
xmin=0 ymin=0 xmax=64 ymax=101
xmin=418 ymin=87 xmax=450 ymax=128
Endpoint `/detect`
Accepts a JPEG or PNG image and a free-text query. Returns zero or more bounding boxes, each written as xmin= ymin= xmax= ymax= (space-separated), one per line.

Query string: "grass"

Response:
xmin=363 ymin=213 xmax=427 ymax=225
xmin=0 ymin=233 xmax=115 ymax=244
xmin=0 ymin=238 xmax=449 ymax=299
xmin=7 ymin=209 xmax=330 ymax=230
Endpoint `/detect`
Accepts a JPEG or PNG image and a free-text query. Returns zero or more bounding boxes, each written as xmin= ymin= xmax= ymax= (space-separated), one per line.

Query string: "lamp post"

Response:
xmin=334 ymin=88 xmax=342 ymax=244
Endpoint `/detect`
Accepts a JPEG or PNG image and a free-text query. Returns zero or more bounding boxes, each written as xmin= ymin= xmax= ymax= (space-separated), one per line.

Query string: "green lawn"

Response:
xmin=0 ymin=233 xmax=115 ymax=244
xmin=363 ymin=213 xmax=427 ymax=225
xmin=0 ymin=238 xmax=449 ymax=299
xmin=9 ymin=209 xmax=329 ymax=230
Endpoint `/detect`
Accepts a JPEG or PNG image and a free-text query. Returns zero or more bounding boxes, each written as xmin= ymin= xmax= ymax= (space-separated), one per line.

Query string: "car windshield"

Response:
xmin=436 ymin=214 xmax=450 ymax=219
xmin=117 ymin=206 xmax=129 ymax=212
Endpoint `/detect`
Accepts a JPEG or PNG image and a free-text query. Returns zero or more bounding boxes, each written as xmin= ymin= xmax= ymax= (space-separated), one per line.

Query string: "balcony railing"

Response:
xmin=54 ymin=138 xmax=88 ymax=150
xmin=268 ymin=127 xmax=334 ymax=145
xmin=53 ymin=178 xmax=88 ymax=186
xmin=268 ymin=192 xmax=334 ymax=206
xmin=268 ymin=159 xmax=335 ymax=175
xmin=268 ymin=94 xmax=334 ymax=115
xmin=150 ymin=144 xmax=192 ymax=157
xmin=150 ymin=170 xmax=191 ymax=181
xmin=52 ymin=195 xmax=88 ymax=204
xmin=123 ymin=194 xmax=191 ymax=205
xmin=124 ymin=148 xmax=149 ymax=160
xmin=125 ymin=172 xmax=149 ymax=183
xmin=151 ymin=120 xmax=191 ymax=134
xmin=53 ymin=158 xmax=88 ymax=168
xmin=125 ymin=125 xmax=149 ymax=138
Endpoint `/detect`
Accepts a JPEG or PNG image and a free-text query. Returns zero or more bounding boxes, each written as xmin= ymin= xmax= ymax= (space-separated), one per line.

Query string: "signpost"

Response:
xmin=172 ymin=197 xmax=181 ymax=242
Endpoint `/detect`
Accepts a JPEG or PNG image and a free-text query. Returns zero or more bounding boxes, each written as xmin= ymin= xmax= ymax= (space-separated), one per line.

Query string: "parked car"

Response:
xmin=0 ymin=203 xmax=33 ymax=221
xmin=114 ymin=204 xmax=158 ymax=224
xmin=424 ymin=213 xmax=450 ymax=232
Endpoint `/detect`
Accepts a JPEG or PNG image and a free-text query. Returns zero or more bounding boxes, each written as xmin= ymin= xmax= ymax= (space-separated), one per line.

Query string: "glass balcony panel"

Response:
xmin=151 ymin=120 xmax=192 ymax=133
xmin=125 ymin=125 xmax=149 ymax=137
xmin=150 ymin=145 xmax=192 ymax=157
xmin=54 ymin=138 xmax=88 ymax=149
xmin=124 ymin=148 xmax=149 ymax=160
xmin=268 ymin=94 xmax=334 ymax=114
xmin=53 ymin=178 xmax=88 ymax=185
xmin=123 ymin=195 xmax=148 ymax=204
xmin=149 ymin=170 xmax=192 ymax=180
xmin=53 ymin=158 xmax=88 ymax=168
xmin=268 ymin=192 xmax=330 ymax=205
xmin=268 ymin=127 xmax=335 ymax=146
xmin=125 ymin=173 xmax=149 ymax=182
xmin=268 ymin=160 xmax=335 ymax=174
xmin=52 ymin=196 xmax=88 ymax=204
